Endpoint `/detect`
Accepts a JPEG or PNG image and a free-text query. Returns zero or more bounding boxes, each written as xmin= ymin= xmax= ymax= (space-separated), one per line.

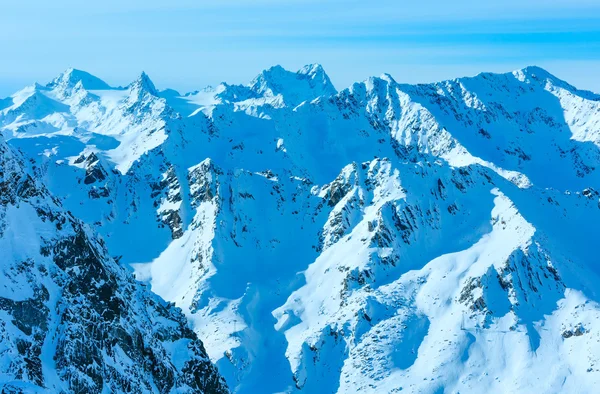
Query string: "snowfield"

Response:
xmin=1 ymin=64 xmax=600 ymax=393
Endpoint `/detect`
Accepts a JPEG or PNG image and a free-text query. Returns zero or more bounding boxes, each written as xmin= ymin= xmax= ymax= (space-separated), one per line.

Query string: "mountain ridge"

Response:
xmin=1 ymin=64 xmax=600 ymax=393
xmin=10 ymin=64 xmax=598 ymax=107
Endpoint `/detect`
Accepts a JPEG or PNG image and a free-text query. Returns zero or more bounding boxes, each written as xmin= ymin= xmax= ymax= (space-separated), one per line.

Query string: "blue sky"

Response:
xmin=1 ymin=0 xmax=599 ymax=96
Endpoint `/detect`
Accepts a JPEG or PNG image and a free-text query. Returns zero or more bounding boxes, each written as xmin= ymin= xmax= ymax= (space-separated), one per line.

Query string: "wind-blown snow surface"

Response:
xmin=2 ymin=64 xmax=600 ymax=393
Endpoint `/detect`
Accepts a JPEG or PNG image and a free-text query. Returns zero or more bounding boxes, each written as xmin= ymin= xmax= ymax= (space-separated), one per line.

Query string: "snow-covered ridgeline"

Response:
xmin=1 ymin=64 xmax=600 ymax=393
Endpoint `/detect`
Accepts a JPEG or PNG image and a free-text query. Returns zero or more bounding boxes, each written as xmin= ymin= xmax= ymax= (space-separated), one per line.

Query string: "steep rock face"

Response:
xmin=0 ymin=138 xmax=227 ymax=393
xmin=2 ymin=65 xmax=600 ymax=394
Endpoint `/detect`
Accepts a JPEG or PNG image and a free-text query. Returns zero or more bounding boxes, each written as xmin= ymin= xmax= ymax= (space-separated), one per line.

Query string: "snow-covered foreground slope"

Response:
xmin=0 ymin=136 xmax=228 ymax=392
xmin=2 ymin=64 xmax=600 ymax=393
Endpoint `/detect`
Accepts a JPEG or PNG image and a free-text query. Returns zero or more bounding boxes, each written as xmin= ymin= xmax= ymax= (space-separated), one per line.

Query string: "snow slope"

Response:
xmin=2 ymin=64 xmax=600 ymax=393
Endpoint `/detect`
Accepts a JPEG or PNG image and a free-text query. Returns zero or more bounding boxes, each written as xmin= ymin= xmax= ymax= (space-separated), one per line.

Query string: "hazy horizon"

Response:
xmin=1 ymin=0 xmax=599 ymax=96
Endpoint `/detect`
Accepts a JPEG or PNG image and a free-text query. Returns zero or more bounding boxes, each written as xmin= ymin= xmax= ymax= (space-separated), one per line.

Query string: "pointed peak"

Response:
xmin=129 ymin=71 xmax=158 ymax=96
xmin=379 ymin=73 xmax=396 ymax=84
xmin=140 ymin=72 xmax=157 ymax=93
xmin=48 ymin=68 xmax=111 ymax=91
xmin=298 ymin=64 xmax=336 ymax=95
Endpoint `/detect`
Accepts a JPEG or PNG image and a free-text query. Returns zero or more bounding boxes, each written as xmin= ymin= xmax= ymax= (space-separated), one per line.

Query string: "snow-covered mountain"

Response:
xmin=1 ymin=64 xmax=600 ymax=393
xmin=0 ymin=134 xmax=228 ymax=393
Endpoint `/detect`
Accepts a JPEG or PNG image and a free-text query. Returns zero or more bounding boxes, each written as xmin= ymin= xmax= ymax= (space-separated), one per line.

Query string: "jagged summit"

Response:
xmin=129 ymin=71 xmax=159 ymax=97
xmin=47 ymin=67 xmax=111 ymax=91
xmin=248 ymin=64 xmax=337 ymax=104
xmin=379 ymin=73 xmax=397 ymax=83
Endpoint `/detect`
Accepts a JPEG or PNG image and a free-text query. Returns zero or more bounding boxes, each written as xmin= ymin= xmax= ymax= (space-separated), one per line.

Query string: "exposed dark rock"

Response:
xmin=0 ymin=138 xmax=228 ymax=394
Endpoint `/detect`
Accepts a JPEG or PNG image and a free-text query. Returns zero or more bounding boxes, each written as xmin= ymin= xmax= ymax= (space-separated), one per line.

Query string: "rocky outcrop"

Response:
xmin=0 ymin=139 xmax=228 ymax=393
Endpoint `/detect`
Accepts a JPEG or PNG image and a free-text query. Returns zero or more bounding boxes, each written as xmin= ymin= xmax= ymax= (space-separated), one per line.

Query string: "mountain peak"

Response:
xmin=518 ymin=65 xmax=552 ymax=76
xmin=129 ymin=71 xmax=158 ymax=97
xmin=509 ymin=65 xmax=593 ymax=95
xmin=298 ymin=63 xmax=336 ymax=93
xmin=248 ymin=64 xmax=337 ymax=105
xmin=379 ymin=73 xmax=396 ymax=84
xmin=512 ymin=65 xmax=558 ymax=82
xmin=48 ymin=68 xmax=111 ymax=91
xmin=250 ymin=65 xmax=287 ymax=90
